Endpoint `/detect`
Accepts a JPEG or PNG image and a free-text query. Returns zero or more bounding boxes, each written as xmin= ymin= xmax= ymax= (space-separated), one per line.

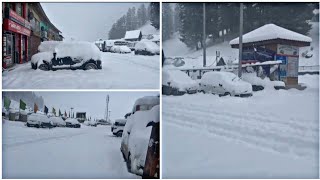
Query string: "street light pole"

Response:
xmin=238 ymin=3 xmax=244 ymax=77
xmin=203 ymin=2 xmax=206 ymax=67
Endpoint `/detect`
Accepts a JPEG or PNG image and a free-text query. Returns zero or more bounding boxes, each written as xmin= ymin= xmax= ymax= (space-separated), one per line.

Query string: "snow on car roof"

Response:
xmin=54 ymin=41 xmax=101 ymax=60
xmin=38 ymin=41 xmax=61 ymax=52
xmin=230 ymin=24 xmax=312 ymax=45
xmin=133 ymin=96 xmax=160 ymax=109
xmin=124 ymin=30 xmax=141 ymax=39
xmin=65 ymin=118 xmax=79 ymax=124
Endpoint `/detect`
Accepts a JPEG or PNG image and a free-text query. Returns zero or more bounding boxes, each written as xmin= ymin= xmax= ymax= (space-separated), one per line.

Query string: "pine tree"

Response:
xmin=150 ymin=2 xmax=160 ymax=30
xmin=162 ymin=3 xmax=174 ymax=41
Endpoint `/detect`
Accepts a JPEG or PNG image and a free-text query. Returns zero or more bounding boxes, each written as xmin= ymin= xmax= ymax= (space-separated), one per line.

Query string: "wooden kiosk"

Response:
xmin=230 ymin=24 xmax=312 ymax=87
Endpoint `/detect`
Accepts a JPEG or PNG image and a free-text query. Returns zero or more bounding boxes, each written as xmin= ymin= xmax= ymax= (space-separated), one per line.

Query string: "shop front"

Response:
xmin=2 ymin=7 xmax=31 ymax=68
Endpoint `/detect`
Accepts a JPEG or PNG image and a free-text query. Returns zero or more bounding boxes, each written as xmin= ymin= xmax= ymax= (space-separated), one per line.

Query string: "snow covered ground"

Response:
xmin=2 ymin=120 xmax=138 ymax=179
xmin=162 ymin=74 xmax=319 ymax=178
xmin=2 ymin=52 xmax=159 ymax=89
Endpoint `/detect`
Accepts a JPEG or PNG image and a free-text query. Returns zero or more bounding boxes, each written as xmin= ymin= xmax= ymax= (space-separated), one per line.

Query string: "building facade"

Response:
xmin=2 ymin=2 xmax=63 ymax=68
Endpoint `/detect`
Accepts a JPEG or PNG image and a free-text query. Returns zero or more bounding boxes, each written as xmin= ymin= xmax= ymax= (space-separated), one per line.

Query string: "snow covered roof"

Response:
xmin=230 ymin=24 xmax=312 ymax=45
xmin=124 ymin=30 xmax=141 ymax=40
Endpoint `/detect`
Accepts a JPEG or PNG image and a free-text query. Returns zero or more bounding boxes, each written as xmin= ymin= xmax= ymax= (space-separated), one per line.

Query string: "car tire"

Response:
xmin=116 ymin=131 xmax=123 ymax=137
xmin=26 ymin=123 xmax=30 ymax=127
xmin=36 ymin=124 xmax=40 ymax=128
xmin=200 ymin=90 xmax=205 ymax=94
xmin=84 ymin=63 xmax=98 ymax=70
xmin=38 ymin=64 xmax=49 ymax=71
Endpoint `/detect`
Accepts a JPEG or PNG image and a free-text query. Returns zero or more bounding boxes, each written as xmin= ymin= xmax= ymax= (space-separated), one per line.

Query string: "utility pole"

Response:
xmin=105 ymin=95 xmax=109 ymax=123
xmin=238 ymin=3 xmax=244 ymax=77
xmin=70 ymin=107 xmax=73 ymax=118
xmin=203 ymin=2 xmax=206 ymax=67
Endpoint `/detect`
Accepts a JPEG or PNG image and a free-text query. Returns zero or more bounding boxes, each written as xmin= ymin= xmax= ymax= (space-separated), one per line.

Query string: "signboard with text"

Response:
xmin=3 ymin=19 xmax=31 ymax=36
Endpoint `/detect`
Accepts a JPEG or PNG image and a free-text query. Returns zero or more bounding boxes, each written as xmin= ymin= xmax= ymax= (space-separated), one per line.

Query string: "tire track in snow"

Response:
xmin=163 ymin=101 xmax=318 ymax=159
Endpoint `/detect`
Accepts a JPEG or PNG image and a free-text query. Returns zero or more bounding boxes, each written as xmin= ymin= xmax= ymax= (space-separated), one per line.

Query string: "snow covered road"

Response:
xmin=2 ymin=52 xmax=159 ymax=89
xmin=2 ymin=121 xmax=138 ymax=179
xmin=162 ymin=75 xmax=319 ymax=178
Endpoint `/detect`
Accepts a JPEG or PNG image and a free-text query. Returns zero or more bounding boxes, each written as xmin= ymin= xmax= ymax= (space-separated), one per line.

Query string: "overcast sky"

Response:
xmin=36 ymin=91 xmax=158 ymax=122
xmin=41 ymin=2 xmax=144 ymax=42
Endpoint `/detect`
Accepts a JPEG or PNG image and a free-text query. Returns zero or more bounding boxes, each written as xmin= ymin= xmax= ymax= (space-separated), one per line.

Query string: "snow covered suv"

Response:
xmin=65 ymin=118 xmax=81 ymax=128
xmin=26 ymin=113 xmax=53 ymax=128
xmin=111 ymin=119 xmax=127 ymax=137
xmin=31 ymin=41 xmax=102 ymax=71
xmin=134 ymin=41 xmax=160 ymax=56
xmin=199 ymin=71 xmax=253 ymax=97
xmin=121 ymin=96 xmax=160 ymax=176
xmin=162 ymin=70 xmax=198 ymax=95
xmin=50 ymin=116 xmax=66 ymax=127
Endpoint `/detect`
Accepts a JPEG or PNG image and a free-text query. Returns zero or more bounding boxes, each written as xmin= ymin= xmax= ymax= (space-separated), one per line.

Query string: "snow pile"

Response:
xmin=162 ymin=70 xmax=198 ymax=90
xmin=38 ymin=41 xmax=61 ymax=52
xmin=124 ymin=30 xmax=141 ymax=39
xmin=163 ymin=33 xmax=190 ymax=57
xmin=31 ymin=52 xmax=53 ymax=65
xmin=201 ymin=71 xmax=252 ymax=94
xmin=65 ymin=118 xmax=80 ymax=125
xmin=111 ymin=46 xmax=131 ymax=53
xmin=54 ymin=41 xmax=102 ymax=60
xmin=230 ymin=24 xmax=312 ymax=45
xmin=124 ymin=105 xmax=160 ymax=175
xmin=135 ymin=40 xmax=160 ymax=54
xmin=241 ymin=73 xmax=285 ymax=90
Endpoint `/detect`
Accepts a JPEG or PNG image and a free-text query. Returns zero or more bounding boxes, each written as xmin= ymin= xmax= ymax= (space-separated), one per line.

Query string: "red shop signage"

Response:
xmin=3 ymin=19 xmax=31 ymax=36
xmin=7 ymin=9 xmax=31 ymax=29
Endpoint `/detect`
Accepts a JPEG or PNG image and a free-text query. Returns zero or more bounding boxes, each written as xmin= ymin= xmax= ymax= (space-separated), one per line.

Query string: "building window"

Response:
xmin=16 ymin=3 xmax=22 ymax=16
xmin=5 ymin=3 xmax=14 ymax=10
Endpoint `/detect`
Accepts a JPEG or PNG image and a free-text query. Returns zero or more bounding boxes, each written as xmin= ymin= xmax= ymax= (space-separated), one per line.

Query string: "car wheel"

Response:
xmin=200 ymin=90 xmax=205 ymax=94
xmin=38 ymin=64 xmax=49 ymax=71
xmin=26 ymin=123 xmax=30 ymax=127
xmin=36 ymin=124 xmax=40 ymax=128
xmin=116 ymin=131 xmax=123 ymax=137
xmin=126 ymin=153 xmax=132 ymax=172
xmin=84 ymin=63 xmax=97 ymax=70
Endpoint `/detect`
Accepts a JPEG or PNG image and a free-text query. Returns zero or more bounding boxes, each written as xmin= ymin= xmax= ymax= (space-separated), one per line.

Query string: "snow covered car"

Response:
xmin=241 ymin=73 xmax=285 ymax=91
xmin=121 ymin=96 xmax=160 ymax=176
xmin=134 ymin=41 xmax=160 ymax=56
xmin=110 ymin=45 xmax=132 ymax=54
xmin=199 ymin=71 xmax=253 ymax=97
xmin=111 ymin=119 xmax=127 ymax=137
xmin=65 ymin=118 xmax=81 ymax=128
xmin=31 ymin=41 xmax=61 ymax=69
xmin=84 ymin=120 xmax=97 ymax=127
xmin=31 ymin=41 xmax=102 ymax=71
xmin=162 ymin=70 xmax=198 ymax=95
xmin=26 ymin=113 xmax=54 ymax=128
xmin=50 ymin=116 xmax=66 ymax=127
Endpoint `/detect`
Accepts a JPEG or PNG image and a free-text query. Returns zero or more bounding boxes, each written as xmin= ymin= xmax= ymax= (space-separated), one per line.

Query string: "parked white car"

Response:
xmin=111 ymin=119 xmax=127 ymax=137
xmin=162 ymin=70 xmax=198 ymax=95
xmin=110 ymin=45 xmax=132 ymax=54
xmin=50 ymin=116 xmax=66 ymax=127
xmin=134 ymin=41 xmax=160 ymax=55
xmin=241 ymin=73 xmax=285 ymax=91
xmin=27 ymin=113 xmax=53 ymax=128
xmin=199 ymin=71 xmax=253 ymax=97
xmin=84 ymin=120 xmax=97 ymax=127
xmin=65 ymin=118 xmax=81 ymax=128
xmin=121 ymin=96 xmax=160 ymax=176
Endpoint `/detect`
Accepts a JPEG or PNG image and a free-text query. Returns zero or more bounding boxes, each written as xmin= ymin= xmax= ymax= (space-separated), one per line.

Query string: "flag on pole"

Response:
xmin=4 ymin=96 xmax=11 ymax=110
xmin=52 ymin=107 xmax=56 ymax=116
xmin=69 ymin=111 xmax=70 ymax=118
xmin=72 ymin=112 xmax=74 ymax=118
xmin=59 ymin=109 xmax=62 ymax=117
xmin=20 ymin=99 xmax=26 ymax=110
xmin=34 ymin=103 xmax=38 ymax=113
xmin=44 ymin=106 xmax=48 ymax=114
xmin=64 ymin=110 xmax=67 ymax=117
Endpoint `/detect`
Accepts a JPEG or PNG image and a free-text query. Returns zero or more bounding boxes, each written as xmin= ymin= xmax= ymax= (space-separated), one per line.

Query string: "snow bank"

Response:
xmin=230 ymin=24 xmax=312 ymax=45
xmin=135 ymin=41 xmax=160 ymax=54
xmin=163 ymin=33 xmax=190 ymax=57
xmin=38 ymin=41 xmax=61 ymax=52
xmin=162 ymin=70 xmax=198 ymax=90
xmin=55 ymin=41 xmax=102 ymax=60
xmin=111 ymin=46 xmax=131 ymax=53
